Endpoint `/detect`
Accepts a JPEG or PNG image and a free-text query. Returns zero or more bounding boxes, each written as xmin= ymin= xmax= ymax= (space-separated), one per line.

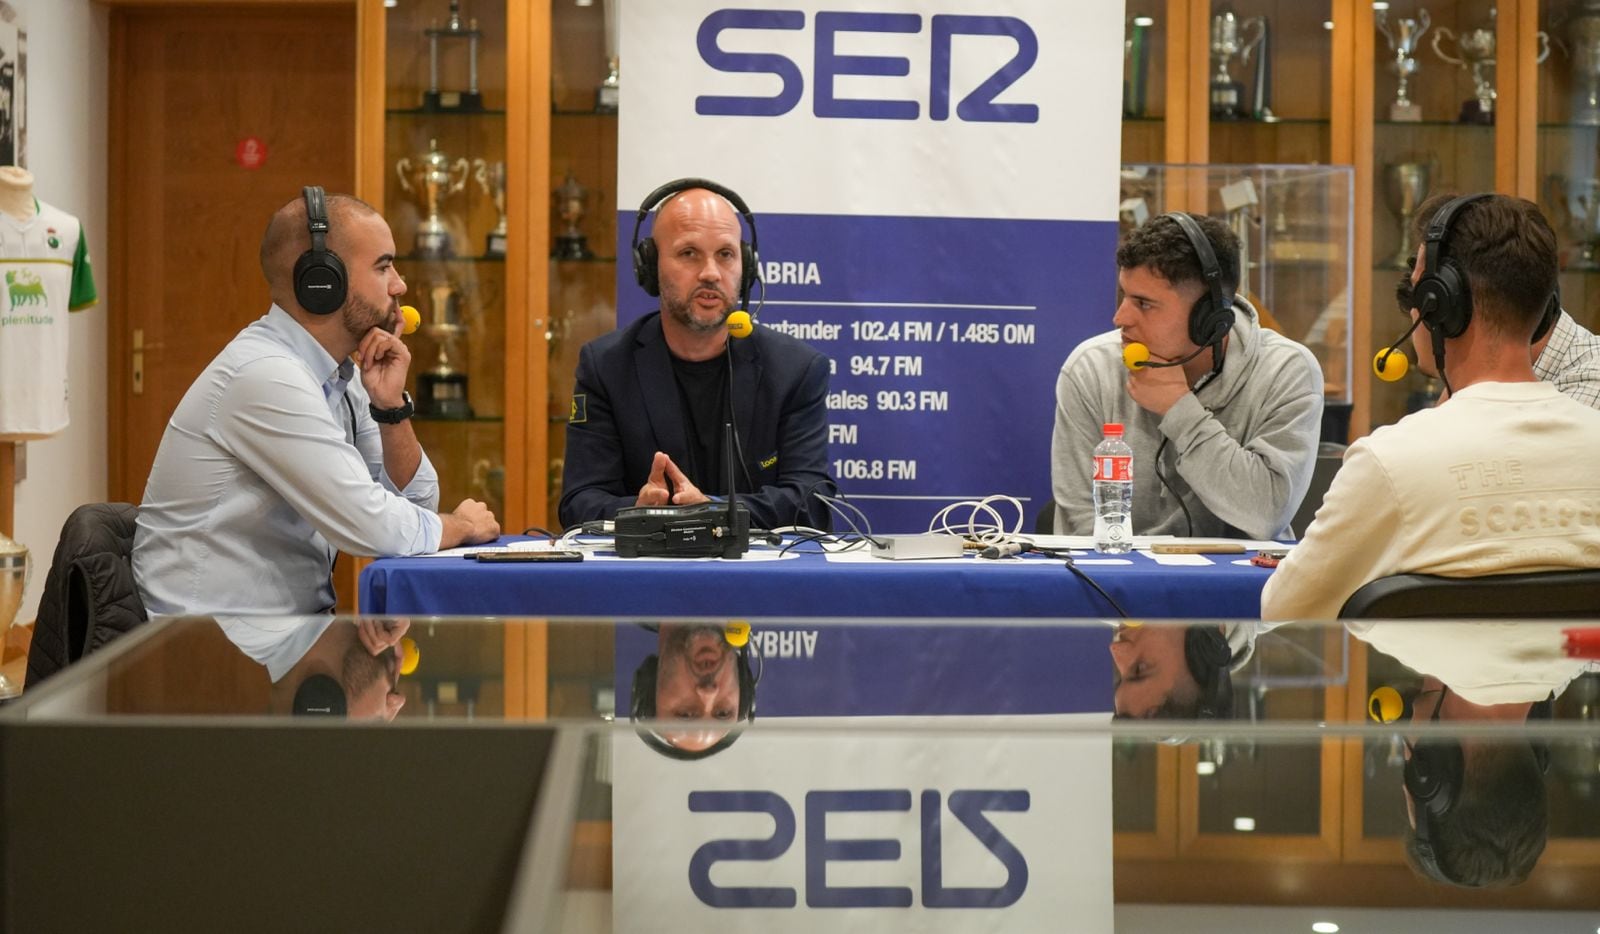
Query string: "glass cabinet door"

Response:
xmin=379 ymin=0 xmax=511 ymax=520
xmin=1369 ymin=0 xmax=1502 ymax=430
xmin=1123 ymin=7 xmax=1169 ymax=163
xmin=1208 ymin=0 xmax=1335 ymax=165
xmin=1538 ymin=0 xmax=1600 ymax=349
xmin=548 ymin=0 xmax=620 ymax=530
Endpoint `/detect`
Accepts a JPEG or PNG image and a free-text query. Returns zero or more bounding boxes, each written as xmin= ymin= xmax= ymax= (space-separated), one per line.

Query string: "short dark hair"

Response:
xmin=1116 ymin=213 xmax=1241 ymax=299
xmin=1409 ymin=193 xmax=1558 ymax=340
xmin=1404 ymin=740 xmax=1548 ymax=887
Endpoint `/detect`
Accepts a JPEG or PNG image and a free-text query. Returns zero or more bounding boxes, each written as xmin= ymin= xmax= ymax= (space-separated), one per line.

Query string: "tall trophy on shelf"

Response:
xmin=1209 ymin=8 xmax=1266 ymax=120
xmin=1570 ymin=2 xmax=1600 ymax=125
xmin=423 ymin=0 xmax=484 ymax=112
xmin=1433 ymin=13 xmax=1498 ymax=123
xmin=552 ymin=173 xmax=595 ymax=260
xmin=475 ymin=159 xmax=508 ymax=258
xmin=418 ymin=280 xmax=473 ymax=419
xmin=1376 ymin=7 xmax=1430 ymax=122
xmin=1383 ymin=160 xmax=1435 ymax=269
xmin=596 ymin=0 xmax=620 ymax=113
xmin=397 ymin=139 xmax=471 ymax=258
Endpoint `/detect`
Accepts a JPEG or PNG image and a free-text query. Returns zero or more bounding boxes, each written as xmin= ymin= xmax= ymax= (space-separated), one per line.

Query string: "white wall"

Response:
xmin=9 ymin=0 xmax=109 ymax=624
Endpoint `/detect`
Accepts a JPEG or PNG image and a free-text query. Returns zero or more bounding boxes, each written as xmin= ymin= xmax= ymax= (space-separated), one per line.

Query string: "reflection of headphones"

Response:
xmin=292 ymin=673 xmax=347 ymax=716
xmin=294 ymin=185 xmax=348 ymax=315
xmin=630 ymin=624 xmax=761 ymax=761
xmin=1163 ymin=212 xmax=1235 ymax=349
xmin=1370 ymin=684 xmax=1553 ymax=886
xmin=1183 ymin=625 xmax=1234 ymax=719
xmin=630 ymin=177 xmax=760 ymax=314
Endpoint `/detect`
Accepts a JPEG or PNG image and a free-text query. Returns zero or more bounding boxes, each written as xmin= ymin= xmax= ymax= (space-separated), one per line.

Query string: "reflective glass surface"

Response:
xmin=4 ymin=616 xmax=1597 ymax=931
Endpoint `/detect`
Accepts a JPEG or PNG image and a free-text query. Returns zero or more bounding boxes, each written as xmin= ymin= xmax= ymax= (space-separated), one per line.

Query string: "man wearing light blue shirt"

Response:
xmin=133 ymin=189 xmax=499 ymax=616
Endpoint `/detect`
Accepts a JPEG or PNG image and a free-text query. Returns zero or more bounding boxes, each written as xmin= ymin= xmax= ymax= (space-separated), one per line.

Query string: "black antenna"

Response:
xmin=723 ymin=420 xmax=737 ymax=540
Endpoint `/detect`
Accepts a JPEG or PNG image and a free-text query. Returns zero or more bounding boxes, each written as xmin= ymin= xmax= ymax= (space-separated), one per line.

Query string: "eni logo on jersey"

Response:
xmin=5 ymin=270 xmax=46 ymax=309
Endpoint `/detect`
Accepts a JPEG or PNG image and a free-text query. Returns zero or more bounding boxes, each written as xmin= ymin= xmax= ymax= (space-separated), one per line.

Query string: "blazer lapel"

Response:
xmin=730 ymin=335 xmax=763 ymax=486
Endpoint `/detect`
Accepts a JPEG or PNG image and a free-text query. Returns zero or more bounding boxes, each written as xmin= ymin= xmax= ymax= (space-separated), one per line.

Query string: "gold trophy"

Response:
xmin=553 ymin=172 xmax=595 ymax=260
xmin=417 ymin=280 xmax=472 ymax=419
xmin=0 ymin=528 xmax=27 ymax=699
xmin=474 ymin=159 xmax=508 ymax=258
xmin=397 ymin=139 xmax=471 ymax=258
xmin=423 ymin=0 xmax=484 ymax=112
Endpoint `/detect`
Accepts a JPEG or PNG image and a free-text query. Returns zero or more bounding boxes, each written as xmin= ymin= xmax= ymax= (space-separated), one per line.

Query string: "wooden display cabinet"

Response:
xmin=355 ymin=0 xmax=552 ymax=715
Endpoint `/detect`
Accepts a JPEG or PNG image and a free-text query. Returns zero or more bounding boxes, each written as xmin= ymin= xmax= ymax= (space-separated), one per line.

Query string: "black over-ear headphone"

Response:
xmin=294 ymin=185 xmax=348 ymax=315
xmin=292 ymin=673 xmax=347 ymax=716
xmin=630 ymin=177 xmax=760 ymax=312
xmin=1164 ymin=211 xmax=1235 ymax=348
xmin=1183 ymin=625 xmax=1235 ymax=719
xmin=629 ymin=627 xmax=761 ymax=761
xmin=1413 ymin=193 xmax=1490 ymax=343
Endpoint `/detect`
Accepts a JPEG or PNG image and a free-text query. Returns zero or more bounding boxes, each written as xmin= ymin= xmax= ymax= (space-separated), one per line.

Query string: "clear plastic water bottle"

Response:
xmin=1093 ymin=422 xmax=1133 ymax=554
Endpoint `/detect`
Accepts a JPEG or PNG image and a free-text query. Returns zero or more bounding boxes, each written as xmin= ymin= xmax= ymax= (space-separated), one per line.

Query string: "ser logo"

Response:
xmin=696 ymin=11 xmax=1039 ymax=123
xmin=686 ymin=788 xmax=1029 ymax=909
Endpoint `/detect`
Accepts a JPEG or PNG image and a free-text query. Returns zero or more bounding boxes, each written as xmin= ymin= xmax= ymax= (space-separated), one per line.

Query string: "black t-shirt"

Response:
xmin=670 ymin=353 xmax=730 ymax=496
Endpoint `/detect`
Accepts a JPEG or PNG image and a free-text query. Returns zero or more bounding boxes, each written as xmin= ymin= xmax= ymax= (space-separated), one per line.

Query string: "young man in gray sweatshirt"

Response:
xmin=1051 ymin=212 xmax=1324 ymax=543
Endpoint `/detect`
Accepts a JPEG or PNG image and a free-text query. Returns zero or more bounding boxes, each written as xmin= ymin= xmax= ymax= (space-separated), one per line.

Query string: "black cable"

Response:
xmin=815 ymin=492 xmax=885 ymax=547
xmin=1153 ymin=436 xmax=1194 ymax=537
xmin=520 ymin=526 xmax=557 ymax=540
xmin=1063 ymin=558 xmax=1129 ymax=618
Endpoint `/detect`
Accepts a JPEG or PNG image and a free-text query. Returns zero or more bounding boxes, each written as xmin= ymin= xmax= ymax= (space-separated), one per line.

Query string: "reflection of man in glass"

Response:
xmin=218 ymin=617 xmax=408 ymax=721
xmin=630 ymin=623 xmax=756 ymax=759
xmin=1109 ymin=623 xmax=1235 ymax=719
xmin=1398 ymin=679 xmax=1547 ymax=888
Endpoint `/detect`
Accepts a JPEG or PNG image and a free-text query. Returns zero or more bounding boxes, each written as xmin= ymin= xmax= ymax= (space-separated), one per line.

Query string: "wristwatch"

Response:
xmin=369 ymin=390 xmax=414 ymax=424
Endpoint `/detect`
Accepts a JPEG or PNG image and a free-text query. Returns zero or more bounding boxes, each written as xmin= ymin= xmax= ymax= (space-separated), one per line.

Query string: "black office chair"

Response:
xmin=25 ymin=503 xmax=149 ymax=688
xmin=1291 ymin=442 xmax=1346 ymax=539
xmin=1338 ymin=568 xmax=1600 ymax=620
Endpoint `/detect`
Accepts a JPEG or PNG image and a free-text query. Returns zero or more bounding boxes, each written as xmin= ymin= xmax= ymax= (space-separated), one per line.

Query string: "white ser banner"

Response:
xmin=613 ymin=717 xmax=1113 ymax=933
xmin=617 ymin=0 xmax=1124 ymax=222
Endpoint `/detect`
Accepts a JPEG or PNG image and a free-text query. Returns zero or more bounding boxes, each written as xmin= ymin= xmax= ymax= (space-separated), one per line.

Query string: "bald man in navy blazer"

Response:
xmin=559 ymin=185 xmax=833 ymax=532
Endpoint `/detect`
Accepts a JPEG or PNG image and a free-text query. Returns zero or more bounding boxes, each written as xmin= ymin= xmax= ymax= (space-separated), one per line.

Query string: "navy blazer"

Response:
xmin=559 ymin=312 xmax=834 ymax=531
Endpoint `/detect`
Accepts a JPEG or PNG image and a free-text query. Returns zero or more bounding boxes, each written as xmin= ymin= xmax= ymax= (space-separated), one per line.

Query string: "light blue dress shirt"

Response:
xmin=133 ymin=305 xmax=443 ymax=616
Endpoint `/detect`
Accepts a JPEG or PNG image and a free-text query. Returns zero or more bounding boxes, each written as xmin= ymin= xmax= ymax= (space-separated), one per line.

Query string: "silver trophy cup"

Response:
xmin=1383 ymin=161 xmax=1435 ymax=270
xmin=397 ymin=139 xmax=471 ymax=257
xmin=1376 ymin=8 xmax=1430 ymax=121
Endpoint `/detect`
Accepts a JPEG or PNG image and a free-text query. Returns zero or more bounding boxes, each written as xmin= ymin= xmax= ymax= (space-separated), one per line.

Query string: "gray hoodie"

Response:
xmin=1050 ymin=296 xmax=1324 ymax=541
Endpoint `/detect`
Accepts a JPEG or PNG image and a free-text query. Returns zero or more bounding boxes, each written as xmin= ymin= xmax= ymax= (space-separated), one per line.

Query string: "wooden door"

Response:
xmin=108 ymin=5 xmax=356 ymax=503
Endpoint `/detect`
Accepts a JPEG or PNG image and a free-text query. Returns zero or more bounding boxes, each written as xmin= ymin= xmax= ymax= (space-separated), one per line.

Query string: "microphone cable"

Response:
xmin=928 ymin=494 xmax=1027 ymax=547
xmin=1152 ymin=437 xmax=1194 ymax=537
xmin=815 ymin=491 xmax=885 ymax=548
xmin=1063 ymin=557 xmax=1129 ymax=618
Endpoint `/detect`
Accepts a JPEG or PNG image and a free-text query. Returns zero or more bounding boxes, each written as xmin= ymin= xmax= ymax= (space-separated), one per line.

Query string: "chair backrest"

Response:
xmin=1034 ymin=500 xmax=1054 ymax=535
xmin=1338 ymin=568 xmax=1600 ymax=619
xmin=25 ymin=502 xmax=148 ymax=689
xmin=1291 ymin=442 xmax=1347 ymax=539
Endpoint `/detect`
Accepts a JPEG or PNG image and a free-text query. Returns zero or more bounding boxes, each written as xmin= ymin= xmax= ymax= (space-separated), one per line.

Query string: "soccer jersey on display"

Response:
xmin=0 ymin=198 xmax=97 ymax=437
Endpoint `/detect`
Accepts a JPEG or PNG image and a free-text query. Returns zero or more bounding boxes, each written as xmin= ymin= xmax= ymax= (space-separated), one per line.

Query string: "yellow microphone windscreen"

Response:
xmin=400 ymin=304 xmax=422 ymax=335
xmin=724 ymin=621 xmax=751 ymax=648
xmin=399 ymin=637 xmax=420 ymax=675
xmin=1122 ymin=342 xmax=1150 ymax=371
xmin=1372 ymin=348 xmax=1409 ymax=382
xmin=726 ymin=311 xmax=753 ymax=339
xmin=1369 ymin=685 xmax=1403 ymax=723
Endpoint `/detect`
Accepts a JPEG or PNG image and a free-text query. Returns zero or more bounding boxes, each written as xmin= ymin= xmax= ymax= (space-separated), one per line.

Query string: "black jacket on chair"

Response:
xmin=25 ymin=503 xmax=148 ymax=688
